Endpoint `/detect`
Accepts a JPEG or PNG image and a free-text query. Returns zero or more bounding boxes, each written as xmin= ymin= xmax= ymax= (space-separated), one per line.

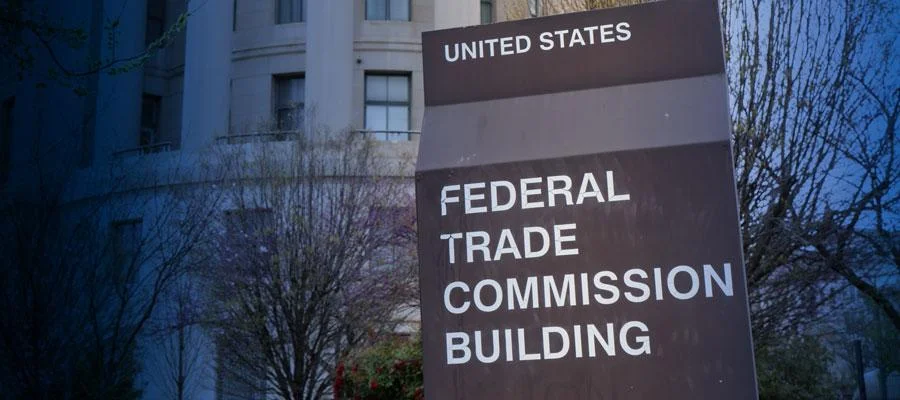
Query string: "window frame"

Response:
xmin=363 ymin=72 xmax=412 ymax=141
xmin=145 ymin=0 xmax=166 ymax=45
xmin=276 ymin=0 xmax=306 ymax=24
xmin=111 ymin=219 xmax=143 ymax=270
xmin=140 ymin=94 xmax=162 ymax=147
xmin=272 ymin=74 xmax=306 ymax=132
xmin=480 ymin=0 xmax=494 ymax=24
xmin=365 ymin=0 xmax=411 ymax=21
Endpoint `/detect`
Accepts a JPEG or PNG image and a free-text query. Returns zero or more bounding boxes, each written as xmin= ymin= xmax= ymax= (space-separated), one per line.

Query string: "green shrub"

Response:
xmin=756 ymin=336 xmax=839 ymax=400
xmin=335 ymin=336 xmax=424 ymax=400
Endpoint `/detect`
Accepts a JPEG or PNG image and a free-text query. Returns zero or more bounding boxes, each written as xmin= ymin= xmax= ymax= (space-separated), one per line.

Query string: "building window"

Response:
xmin=481 ymin=0 xmax=493 ymax=24
xmin=274 ymin=76 xmax=305 ymax=131
xmin=527 ymin=0 xmax=541 ymax=17
xmin=146 ymin=0 xmax=166 ymax=45
xmin=366 ymin=0 xmax=410 ymax=21
xmin=277 ymin=0 xmax=305 ymax=23
xmin=0 ymin=97 xmax=13 ymax=182
xmin=140 ymin=94 xmax=162 ymax=147
xmin=112 ymin=219 xmax=142 ymax=269
xmin=365 ymin=73 xmax=410 ymax=141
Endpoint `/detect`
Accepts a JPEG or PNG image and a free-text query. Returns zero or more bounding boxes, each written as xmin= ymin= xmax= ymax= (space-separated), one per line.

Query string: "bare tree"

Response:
xmin=720 ymin=0 xmax=870 ymax=343
xmin=0 ymin=1 xmax=221 ymax=394
xmin=0 ymin=148 xmax=223 ymax=399
xmin=204 ymin=128 xmax=417 ymax=400
xmin=148 ymin=279 xmax=211 ymax=400
xmin=500 ymin=0 xmax=899 ymax=343
xmin=720 ymin=0 xmax=900 ymax=340
xmin=805 ymin=0 xmax=900 ymax=331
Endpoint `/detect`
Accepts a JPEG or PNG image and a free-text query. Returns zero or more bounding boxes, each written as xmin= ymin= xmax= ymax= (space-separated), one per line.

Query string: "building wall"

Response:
xmin=0 ymin=0 xmax=659 ymax=194
xmin=230 ymin=1 xmax=308 ymax=134
xmin=3 ymin=0 xmax=483 ymax=182
xmin=180 ymin=0 xmax=231 ymax=151
xmin=2 ymin=1 xmax=477 ymax=399
xmin=494 ymin=0 xmax=655 ymax=22
xmin=227 ymin=0 xmax=452 ymax=139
